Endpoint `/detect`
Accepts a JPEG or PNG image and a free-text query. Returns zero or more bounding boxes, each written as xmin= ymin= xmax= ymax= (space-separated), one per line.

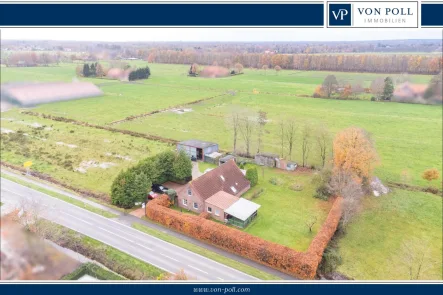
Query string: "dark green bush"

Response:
xmin=318 ymin=246 xmax=342 ymax=274
xmin=246 ymin=167 xmax=258 ymax=187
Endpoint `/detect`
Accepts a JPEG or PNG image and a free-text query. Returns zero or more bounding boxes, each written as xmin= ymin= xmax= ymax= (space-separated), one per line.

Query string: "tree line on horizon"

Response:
xmin=145 ymin=51 xmax=442 ymax=75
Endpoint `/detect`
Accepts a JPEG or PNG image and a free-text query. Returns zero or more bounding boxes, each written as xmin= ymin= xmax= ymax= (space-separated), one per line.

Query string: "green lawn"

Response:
xmin=133 ymin=223 xmax=281 ymax=280
xmin=337 ymin=189 xmax=442 ymax=280
xmin=241 ymin=164 xmax=331 ymax=251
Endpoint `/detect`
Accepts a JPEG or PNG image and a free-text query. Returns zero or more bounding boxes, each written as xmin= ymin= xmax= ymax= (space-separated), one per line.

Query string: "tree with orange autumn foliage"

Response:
xmin=422 ymin=168 xmax=440 ymax=184
xmin=313 ymin=85 xmax=326 ymax=98
xmin=333 ymin=127 xmax=379 ymax=183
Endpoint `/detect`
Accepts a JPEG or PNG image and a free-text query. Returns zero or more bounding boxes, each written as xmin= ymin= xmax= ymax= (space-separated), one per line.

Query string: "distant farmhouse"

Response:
xmin=176 ymin=159 xmax=260 ymax=228
xmin=392 ymin=82 xmax=428 ymax=103
xmin=1 ymin=81 xmax=103 ymax=108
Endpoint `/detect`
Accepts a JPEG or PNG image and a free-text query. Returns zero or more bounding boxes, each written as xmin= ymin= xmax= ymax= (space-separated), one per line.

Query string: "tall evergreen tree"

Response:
xmin=82 ymin=63 xmax=90 ymax=77
xmin=382 ymin=77 xmax=394 ymax=100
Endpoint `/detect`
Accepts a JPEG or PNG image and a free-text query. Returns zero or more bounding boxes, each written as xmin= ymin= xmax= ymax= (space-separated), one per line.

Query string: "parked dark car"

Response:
xmin=151 ymin=184 xmax=169 ymax=194
xmin=191 ymin=155 xmax=197 ymax=162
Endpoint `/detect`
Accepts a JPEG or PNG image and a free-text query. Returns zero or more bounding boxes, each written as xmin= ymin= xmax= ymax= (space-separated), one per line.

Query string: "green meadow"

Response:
xmin=0 ymin=111 xmax=172 ymax=193
xmin=1 ymin=62 xmax=441 ymax=280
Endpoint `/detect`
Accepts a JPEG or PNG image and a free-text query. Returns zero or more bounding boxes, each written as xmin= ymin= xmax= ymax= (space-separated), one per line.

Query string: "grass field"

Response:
xmin=1 ymin=62 xmax=441 ymax=280
xmin=119 ymin=92 xmax=442 ymax=188
xmin=1 ymin=110 xmax=172 ymax=193
xmin=241 ymin=164 xmax=332 ymax=251
xmin=337 ymin=189 xmax=442 ymax=280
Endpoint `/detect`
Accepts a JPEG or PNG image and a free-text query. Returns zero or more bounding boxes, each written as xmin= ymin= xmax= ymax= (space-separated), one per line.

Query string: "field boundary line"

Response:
xmin=20 ymin=110 xmax=179 ymax=145
xmin=108 ymin=93 xmax=228 ymax=125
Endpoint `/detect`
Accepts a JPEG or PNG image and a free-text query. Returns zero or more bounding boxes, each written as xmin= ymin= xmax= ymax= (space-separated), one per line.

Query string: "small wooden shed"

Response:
xmin=254 ymin=153 xmax=279 ymax=167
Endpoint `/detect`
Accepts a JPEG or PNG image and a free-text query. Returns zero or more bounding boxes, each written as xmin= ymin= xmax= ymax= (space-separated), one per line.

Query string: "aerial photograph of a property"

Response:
xmin=0 ymin=26 xmax=441 ymax=283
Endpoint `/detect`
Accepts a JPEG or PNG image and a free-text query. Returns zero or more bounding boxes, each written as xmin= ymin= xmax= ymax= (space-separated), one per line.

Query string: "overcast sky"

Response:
xmin=1 ymin=28 xmax=441 ymax=42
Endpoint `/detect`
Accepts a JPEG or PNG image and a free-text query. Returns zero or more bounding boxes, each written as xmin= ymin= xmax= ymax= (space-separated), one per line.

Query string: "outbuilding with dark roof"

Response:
xmin=177 ymin=139 xmax=219 ymax=162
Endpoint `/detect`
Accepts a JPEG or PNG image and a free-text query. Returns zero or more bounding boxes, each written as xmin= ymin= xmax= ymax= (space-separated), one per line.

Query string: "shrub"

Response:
xmin=318 ymin=246 xmax=342 ymax=274
xmin=249 ymin=188 xmax=264 ymax=200
xmin=111 ymin=170 xmax=151 ymax=209
xmin=245 ymin=167 xmax=258 ymax=187
xmin=290 ymin=183 xmax=304 ymax=191
xmin=166 ymin=189 xmax=177 ymax=204
xmin=110 ymin=150 xmax=192 ymax=208
xmin=313 ymin=184 xmax=330 ymax=200
xmin=173 ymin=150 xmax=192 ymax=182
xmin=269 ymin=177 xmax=280 ymax=185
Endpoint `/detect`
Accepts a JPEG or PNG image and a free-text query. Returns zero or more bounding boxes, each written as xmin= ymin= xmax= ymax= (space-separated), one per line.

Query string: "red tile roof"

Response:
xmin=190 ymin=159 xmax=250 ymax=201
xmin=205 ymin=191 xmax=239 ymax=210
xmin=393 ymin=82 xmax=428 ymax=98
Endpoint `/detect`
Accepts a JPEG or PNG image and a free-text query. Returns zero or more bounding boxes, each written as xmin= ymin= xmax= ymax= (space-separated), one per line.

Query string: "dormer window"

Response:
xmin=230 ymin=186 xmax=237 ymax=193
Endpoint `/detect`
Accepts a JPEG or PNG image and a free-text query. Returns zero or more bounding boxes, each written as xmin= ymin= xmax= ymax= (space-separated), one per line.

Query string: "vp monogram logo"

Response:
xmin=332 ymin=9 xmax=349 ymax=20
xmin=329 ymin=3 xmax=351 ymax=26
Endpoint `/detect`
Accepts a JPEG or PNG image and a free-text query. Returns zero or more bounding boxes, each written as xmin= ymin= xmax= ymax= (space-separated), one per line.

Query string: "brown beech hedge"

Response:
xmin=146 ymin=195 xmax=342 ymax=279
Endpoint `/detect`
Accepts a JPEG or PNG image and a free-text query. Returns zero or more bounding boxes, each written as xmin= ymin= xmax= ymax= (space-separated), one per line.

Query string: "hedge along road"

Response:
xmin=0 ymin=177 xmax=259 ymax=281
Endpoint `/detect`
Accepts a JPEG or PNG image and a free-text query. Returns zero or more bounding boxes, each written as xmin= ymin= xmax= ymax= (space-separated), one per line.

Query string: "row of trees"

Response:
xmin=188 ymin=62 xmax=244 ymax=76
xmin=145 ymin=50 xmax=442 ymax=74
xmin=314 ymin=74 xmax=395 ymax=101
xmin=111 ymin=150 xmax=192 ymax=208
xmin=3 ymin=52 xmax=62 ymax=67
xmin=230 ymin=111 xmax=332 ymax=168
xmin=76 ymin=62 xmax=106 ymax=77
xmin=128 ymin=66 xmax=151 ymax=81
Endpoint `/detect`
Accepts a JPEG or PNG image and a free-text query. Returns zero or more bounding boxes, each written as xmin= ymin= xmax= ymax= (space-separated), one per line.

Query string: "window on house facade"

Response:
xmin=193 ymin=202 xmax=198 ymax=209
xmin=215 ymin=209 xmax=220 ymax=216
xmin=182 ymin=199 xmax=188 ymax=206
xmin=187 ymin=188 xmax=192 ymax=196
xmin=207 ymin=206 xmax=212 ymax=213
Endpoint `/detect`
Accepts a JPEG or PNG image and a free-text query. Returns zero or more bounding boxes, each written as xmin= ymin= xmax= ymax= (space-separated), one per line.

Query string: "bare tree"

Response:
xmin=262 ymin=64 xmax=268 ymax=75
xmin=285 ymin=119 xmax=297 ymax=160
xmin=231 ymin=112 xmax=241 ymax=155
xmin=328 ymin=170 xmax=364 ymax=229
xmin=301 ymin=123 xmax=312 ymax=167
xmin=401 ymin=239 xmax=435 ymax=280
xmin=240 ymin=116 xmax=255 ymax=157
xmin=305 ymin=215 xmax=318 ymax=233
xmin=256 ymin=110 xmax=267 ymax=153
xmin=316 ymin=125 xmax=330 ymax=168
xmin=278 ymin=121 xmax=285 ymax=158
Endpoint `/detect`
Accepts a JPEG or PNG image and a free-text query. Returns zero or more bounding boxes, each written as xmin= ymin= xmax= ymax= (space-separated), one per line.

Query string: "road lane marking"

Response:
xmin=62 ymin=211 xmax=93 ymax=225
xmin=1 ymin=177 xmax=259 ymax=280
xmin=188 ymin=264 xmax=209 ymax=274
xmin=98 ymin=226 xmax=135 ymax=243
xmin=1 ymin=188 xmax=24 ymax=196
xmin=136 ymin=243 xmax=154 ymax=252
xmin=161 ymin=253 xmax=180 ymax=262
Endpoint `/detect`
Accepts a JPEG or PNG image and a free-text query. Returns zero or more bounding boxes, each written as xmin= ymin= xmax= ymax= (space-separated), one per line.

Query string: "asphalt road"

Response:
xmin=1 ymin=177 xmax=258 ymax=281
